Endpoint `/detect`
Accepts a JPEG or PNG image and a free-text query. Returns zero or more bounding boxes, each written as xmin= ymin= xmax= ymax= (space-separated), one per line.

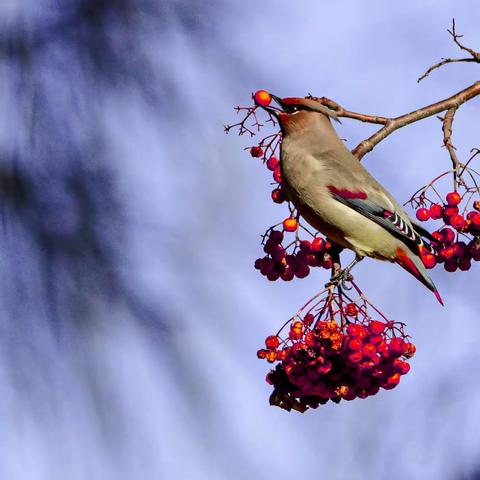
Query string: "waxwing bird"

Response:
xmin=263 ymin=95 xmax=443 ymax=305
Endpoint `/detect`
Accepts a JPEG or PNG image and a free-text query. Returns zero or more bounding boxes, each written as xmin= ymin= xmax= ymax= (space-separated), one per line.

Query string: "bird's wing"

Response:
xmin=319 ymin=151 xmax=436 ymax=250
xmin=328 ymin=186 xmax=432 ymax=253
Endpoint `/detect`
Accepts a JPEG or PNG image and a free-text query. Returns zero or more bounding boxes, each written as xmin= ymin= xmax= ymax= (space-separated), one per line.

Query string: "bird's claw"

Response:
xmin=325 ymin=269 xmax=354 ymax=290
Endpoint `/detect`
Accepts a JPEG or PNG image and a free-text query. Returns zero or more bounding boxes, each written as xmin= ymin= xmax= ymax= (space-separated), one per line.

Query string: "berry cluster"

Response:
xmin=411 ymin=187 xmax=480 ymax=272
xmin=255 ymin=229 xmax=334 ymax=281
xmin=257 ymin=285 xmax=414 ymax=412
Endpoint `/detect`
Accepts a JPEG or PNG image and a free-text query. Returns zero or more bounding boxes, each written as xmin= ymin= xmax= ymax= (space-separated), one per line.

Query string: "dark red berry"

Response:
xmin=250 ymin=146 xmax=263 ymax=158
xmin=271 ymin=187 xmax=286 ymax=204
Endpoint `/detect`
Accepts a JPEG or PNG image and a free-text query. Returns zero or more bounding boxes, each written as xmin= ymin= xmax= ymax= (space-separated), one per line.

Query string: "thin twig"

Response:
xmin=308 ymin=96 xmax=390 ymax=125
xmin=418 ymin=19 xmax=480 ymax=82
xmin=442 ymin=106 xmax=460 ymax=190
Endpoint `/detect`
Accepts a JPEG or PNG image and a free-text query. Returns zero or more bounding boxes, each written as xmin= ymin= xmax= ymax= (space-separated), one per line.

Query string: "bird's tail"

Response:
xmin=394 ymin=247 xmax=444 ymax=305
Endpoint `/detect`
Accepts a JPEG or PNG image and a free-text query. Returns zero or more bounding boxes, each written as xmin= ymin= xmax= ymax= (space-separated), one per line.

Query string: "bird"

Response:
xmin=262 ymin=95 xmax=443 ymax=305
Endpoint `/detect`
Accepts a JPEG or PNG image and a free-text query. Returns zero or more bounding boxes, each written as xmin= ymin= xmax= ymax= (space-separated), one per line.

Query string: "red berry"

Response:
xmin=299 ymin=240 xmax=312 ymax=252
xmin=471 ymin=213 xmax=480 ymax=228
xmin=421 ymin=252 xmax=437 ymax=269
xmin=250 ymin=146 xmax=263 ymax=158
xmin=281 ymin=268 xmax=295 ymax=281
xmin=469 ymin=239 xmax=480 ymax=260
xmin=474 ymin=200 xmax=480 ymax=212
xmin=311 ymin=237 xmax=325 ymax=252
xmin=303 ymin=313 xmax=315 ymax=327
xmin=368 ymin=334 xmax=383 ymax=345
xmin=260 ymin=258 xmax=275 ymax=274
xmin=404 ymin=342 xmax=416 ymax=358
xmin=344 ymin=303 xmax=358 ymax=316
xmin=369 ymin=321 xmax=386 ymax=335
xmin=443 ymin=206 xmax=458 ymax=219
xmin=453 ymin=241 xmax=467 ymax=257
xmin=444 ymin=260 xmax=458 ymax=272
xmin=265 ymin=335 xmax=280 ymax=350
xmin=416 ymin=208 xmax=430 ymax=221
xmin=269 ymin=230 xmax=284 ymax=244
xmin=459 ymin=257 xmax=471 ymax=271
xmin=362 ymin=343 xmax=377 ymax=359
xmin=446 ymin=191 xmax=461 ymax=206
xmin=276 ymin=349 xmax=287 ymax=361
xmin=439 ymin=228 xmax=455 ymax=244
xmin=348 ymin=338 xmax=363 ymax=351
xmin=385 ymin=373 xmax=401 ymax=389
xmin=393 ymin=359 xmax=410 ymax=375
xmin=429 ymin=204 xmax=443 ymax=220
xmin=347 ymin=324 xmax=367 ymax=338
xmin=266 ymin=156 xmax=279 ymax=171
xmin=265 ymin=350 xmax=277 ymax=363
xmin=257 ymin=349 xmax=267 ymax=359
xmin=273 ymin=166 xmax=282 ymax=183
xmin=294 ymin=265 xmax=310 ymax=278
xmin=348 ymin=351 xmax=363 ymax=363
xmin=271 ymin=187 xmax=285 ymax=204
xmin=388 ymin=338 xmax=405 ymax=357
xmin=450 ymin=214 xmax=466 ymax=231
xmin=253 ymin=90 xmax=272 ymax=107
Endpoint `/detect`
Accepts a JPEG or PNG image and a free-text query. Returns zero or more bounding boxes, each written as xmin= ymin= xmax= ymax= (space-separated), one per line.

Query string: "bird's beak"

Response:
xmin=261 ymin=94 xmax=283 ymax=117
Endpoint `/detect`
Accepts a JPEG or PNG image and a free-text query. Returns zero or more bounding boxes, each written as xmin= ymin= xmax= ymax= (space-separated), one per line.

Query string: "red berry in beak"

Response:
xmin=253 ymin=90 xmax=272 ymax=107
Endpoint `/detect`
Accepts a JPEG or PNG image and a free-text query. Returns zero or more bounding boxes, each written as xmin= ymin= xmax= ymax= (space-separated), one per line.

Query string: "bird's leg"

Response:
xmin=326 ymin=254 xmax=364 ymax=289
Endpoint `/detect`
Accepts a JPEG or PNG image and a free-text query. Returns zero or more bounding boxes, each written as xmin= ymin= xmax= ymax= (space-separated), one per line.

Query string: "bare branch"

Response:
xmin=308 ymin=96 xmax=390 ymax=125
xmin=351 ymin=81 xmax=480 ymax=160
xmin=442 ymin=106 xmax=461 ymax=189
xmin=418 ymin=19 xmax=480 ymax=82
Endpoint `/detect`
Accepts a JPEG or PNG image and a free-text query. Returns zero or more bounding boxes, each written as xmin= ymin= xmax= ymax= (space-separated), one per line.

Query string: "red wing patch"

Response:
xmin=328 ymin=185 xmax=367 ymax=200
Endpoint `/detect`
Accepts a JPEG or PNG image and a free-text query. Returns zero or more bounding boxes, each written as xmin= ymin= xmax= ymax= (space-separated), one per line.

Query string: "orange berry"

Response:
xmin=253 ymin=89 xmax=272 ymax=107
xmin=404 ymin=342 xmax=416 ymax=358
xmin=265 ymin=350 xmax=277 ymax=363
xmin=283 ymin=217 xmax=298 ymax=232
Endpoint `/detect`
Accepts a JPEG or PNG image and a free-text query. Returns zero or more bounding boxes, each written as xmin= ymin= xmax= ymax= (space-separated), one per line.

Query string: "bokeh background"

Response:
xmin=0 ymin=1 xmax=479 ymax=479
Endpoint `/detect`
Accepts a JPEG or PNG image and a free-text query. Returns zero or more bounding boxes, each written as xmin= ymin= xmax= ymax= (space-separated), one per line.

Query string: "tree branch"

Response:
xmin=442 ymin=106 xmax=461 ymax=189
xmin=307 ymin=96 xmax=389 ymax=125
xmin=350 ymin=81 xmax=480 ymax=160
xmin=418 ymin=19 xmax=480 ymax=82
